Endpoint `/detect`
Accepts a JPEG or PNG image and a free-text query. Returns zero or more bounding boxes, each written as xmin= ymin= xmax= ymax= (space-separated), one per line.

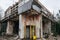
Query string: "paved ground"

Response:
xmin=0 ymin=35 xmax=20 ymax=40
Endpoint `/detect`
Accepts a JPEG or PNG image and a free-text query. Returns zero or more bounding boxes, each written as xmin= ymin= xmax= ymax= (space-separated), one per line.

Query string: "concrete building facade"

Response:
xmin=18 ymin=0 xmax=55 ymax=40
xmin=0 ymin=0 xmax=56 ymax=40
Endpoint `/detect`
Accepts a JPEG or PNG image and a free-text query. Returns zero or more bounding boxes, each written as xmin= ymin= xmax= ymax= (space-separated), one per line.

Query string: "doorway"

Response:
xmin=13 ymin=21 xmax=19 ymax=35
xmin=25 ymin=25 xmax=36 ymax=40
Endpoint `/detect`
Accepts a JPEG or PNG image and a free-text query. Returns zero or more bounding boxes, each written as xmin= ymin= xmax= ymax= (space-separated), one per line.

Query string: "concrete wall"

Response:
xmin=43 ymin=20 xmax=51 ymax=34
xmin=19 ymin=14 xmax=43 ymax=40
xmin=6 ymin=20 xmax=14 ymax=35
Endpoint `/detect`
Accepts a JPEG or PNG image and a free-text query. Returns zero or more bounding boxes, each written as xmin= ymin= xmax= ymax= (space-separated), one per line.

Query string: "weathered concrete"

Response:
xmin=19 ymin=15 xmax=24 ymax=39
xmin=19 ymin=13 xmax=44 ymax=40
xmin=47 ymin=21 xmax=52 ymax=40
xmin=0 ymin=0 xmax=56 ymax=40
xmin=6 ymin=20 xmax=14 ymax=35
xmin=48 ymin=21 xmax=51 ymax=34
xmin=40 ymin=15 xmax=43 ymax=39
xmin=43 ymin=20 xmax=51 ymax=34
xmin=43 ymin=19 xmax=52 ymax=40
xmin=35 ymin=15 xmax=41 ymax=38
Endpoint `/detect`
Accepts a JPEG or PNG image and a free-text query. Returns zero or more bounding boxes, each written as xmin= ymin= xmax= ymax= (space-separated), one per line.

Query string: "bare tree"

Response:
xmin=0 ymin=7 xmax=4 ymax=20
xmin=56 ymin=10 xmax=60 ymax=21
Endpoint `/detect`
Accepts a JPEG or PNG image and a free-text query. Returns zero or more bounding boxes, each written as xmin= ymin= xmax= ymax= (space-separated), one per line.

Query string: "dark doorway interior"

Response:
xmin=13 ymin=20 xmax=19 ymax=35
xmin=26 ymin=26 xmax=30 ymax=40
xmin=26 ymin=25 xmax=35 ymax=40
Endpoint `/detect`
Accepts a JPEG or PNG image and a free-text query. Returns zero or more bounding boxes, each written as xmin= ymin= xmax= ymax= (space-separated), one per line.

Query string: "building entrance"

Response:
xmin=25 ymin=25 xmax=36 ymax=40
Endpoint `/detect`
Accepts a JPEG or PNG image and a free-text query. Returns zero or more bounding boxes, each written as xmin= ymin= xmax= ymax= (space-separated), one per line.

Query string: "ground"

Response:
xmin=0 ymin=35 xmax=20 ymax=40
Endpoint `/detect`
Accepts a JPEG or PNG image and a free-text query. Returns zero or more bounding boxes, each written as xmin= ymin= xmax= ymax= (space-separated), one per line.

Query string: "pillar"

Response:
xmin=35 ymin=16 xmax=40 ymax=39
xmin=40 ymin=15 xmax=43 ymax=39
xmin=19 ymin=15 xmax=24 ymax=39
xmin=43 ymin=20 xmax=51 ymax=39
xmin=43 ymin=20 xmax=51 ymax=34
xmin=43 ymin=22 xmax=49 ymax=34
xmin=35 ymin=15 xmax=43 ymax=40
xmin=6 ymin=20 xmax=14 ymax=35
xmin=48 ymin=21 xmax=52 ymax=40
xmin=48 ymin=21 xmax=51 ymax=34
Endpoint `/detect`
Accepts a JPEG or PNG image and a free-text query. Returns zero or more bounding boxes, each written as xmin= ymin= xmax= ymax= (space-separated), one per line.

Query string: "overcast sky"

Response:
xmin=0 ymin=0 xmax=60 ymax=15
xmin=0 ymin=0 xmax=18 ymax=11
xmin=0 ymin=0 xmax=18 ymax=17
xmin=40 ymin=0 xmax=60 ymax=15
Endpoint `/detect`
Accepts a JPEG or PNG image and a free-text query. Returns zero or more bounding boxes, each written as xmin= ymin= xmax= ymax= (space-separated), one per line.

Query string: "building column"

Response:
xmin=44 ymin=20 xmax=51 ymax=34
xmin=40 ymin=15 xmax=43 ymax=39
xmin=35 ymin=15 xmax=43 ymax=40
xmin=6 ymin=20 xmax=14 ymax=35
xmin=48 ymin=21 xmax=51 ymax=34
xmin=43 ymin=22 xmax=49 ymax=34
xmin=47 ymin=21 xmax=52 ymax=40
xmin=19 ymin=15 xmax=24 ymax=39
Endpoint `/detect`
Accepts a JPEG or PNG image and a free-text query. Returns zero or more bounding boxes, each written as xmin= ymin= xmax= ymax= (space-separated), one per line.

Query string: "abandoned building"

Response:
xmin=0 ymin=0 xmax=56 ymax=40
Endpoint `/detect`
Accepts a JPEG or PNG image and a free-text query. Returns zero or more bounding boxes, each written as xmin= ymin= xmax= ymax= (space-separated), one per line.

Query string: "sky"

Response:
xmin=0 ymin=0 xmax=18 ymax=11
xmin=0 ymin=0 xmax=18 ymax=17
xmin=0 ymin=0 xmax=60 ymax=16
xmin=40 ymin=0 xmax=60 ymax=15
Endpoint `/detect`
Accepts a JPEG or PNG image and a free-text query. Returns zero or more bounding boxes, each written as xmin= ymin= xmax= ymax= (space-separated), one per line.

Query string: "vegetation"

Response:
xmin=52 ymin=10 xmax=60 ymax=36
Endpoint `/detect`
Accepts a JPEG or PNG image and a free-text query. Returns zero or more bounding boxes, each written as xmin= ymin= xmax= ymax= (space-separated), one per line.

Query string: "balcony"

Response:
xmin=11 ymin=5 xmax=18 ymax=14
